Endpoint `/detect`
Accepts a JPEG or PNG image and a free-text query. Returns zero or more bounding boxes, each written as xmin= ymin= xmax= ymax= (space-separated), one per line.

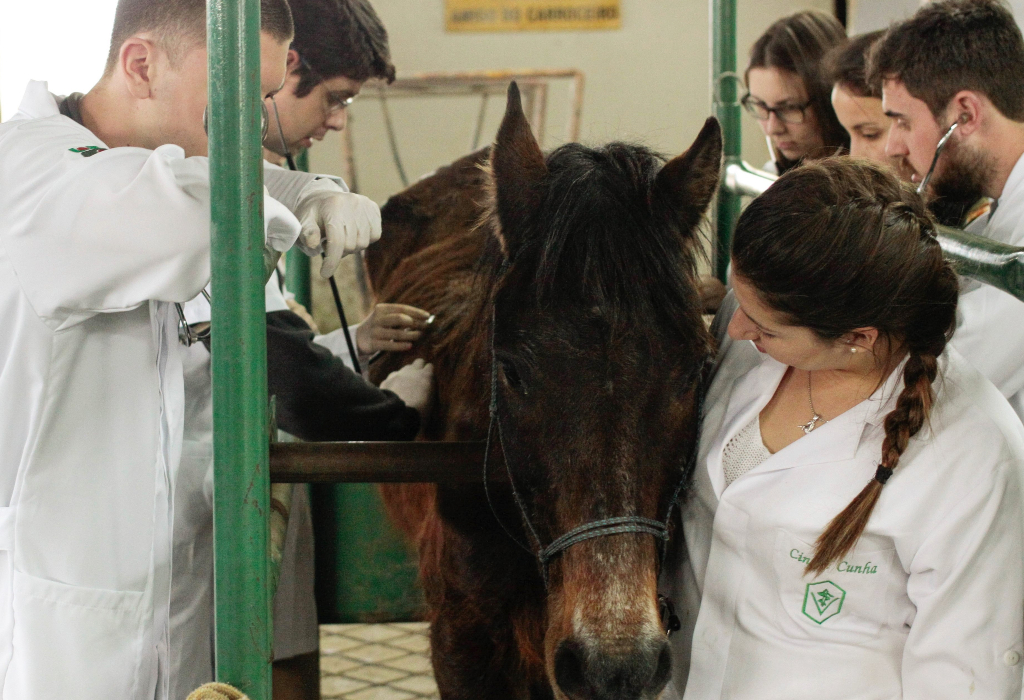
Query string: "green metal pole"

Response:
xmin=285 ymin=150 xmax=312 ymax=308
xmin=713 ymin=0 xmax=742 ymax=282
xmin=285 ymin=248 xmax=311 ymax=309
xmin=208 ymin=0 xmax=272 ymax=695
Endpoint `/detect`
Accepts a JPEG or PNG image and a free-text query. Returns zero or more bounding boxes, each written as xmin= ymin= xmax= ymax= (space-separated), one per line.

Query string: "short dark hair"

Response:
xmin=747 ymin=10 xmax=850 ymax=170
xmin=104 ymin=0 xmax=294 ymax=74
xmin=869 ymin=0 xmax=1024 ymax=121
xmin=825 ymin=30 xmax=884 ymax=98
xmin=288 ymin=0 xmax=396 ymax=97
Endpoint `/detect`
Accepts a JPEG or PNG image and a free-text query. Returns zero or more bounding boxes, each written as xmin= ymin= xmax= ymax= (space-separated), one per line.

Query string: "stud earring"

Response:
xmin=850 ymin=347 xmax=858 ymax=354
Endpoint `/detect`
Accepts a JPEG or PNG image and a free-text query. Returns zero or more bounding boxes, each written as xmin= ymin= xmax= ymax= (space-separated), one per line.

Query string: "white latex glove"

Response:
xmin=380 ymin=358 xmax=434 ymax=415
xmin=293 ymin=180 xmax=382 ymax=279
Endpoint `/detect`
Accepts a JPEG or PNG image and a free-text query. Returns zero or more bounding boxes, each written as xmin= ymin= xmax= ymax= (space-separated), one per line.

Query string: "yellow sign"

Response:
xmin=446 ymin=0 xmax=621 ymax=32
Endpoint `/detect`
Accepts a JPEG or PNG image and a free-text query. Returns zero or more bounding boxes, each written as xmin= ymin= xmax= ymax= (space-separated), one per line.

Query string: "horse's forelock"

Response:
xmin=510 ymin=142 xmax=706 ymax=333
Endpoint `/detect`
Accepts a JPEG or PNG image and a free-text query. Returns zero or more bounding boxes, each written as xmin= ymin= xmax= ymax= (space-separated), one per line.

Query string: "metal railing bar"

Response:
xmin=269 ymin=441 xmax=494 ymax=483
xmin=721 ymin=162 xmax=1024 ymax=302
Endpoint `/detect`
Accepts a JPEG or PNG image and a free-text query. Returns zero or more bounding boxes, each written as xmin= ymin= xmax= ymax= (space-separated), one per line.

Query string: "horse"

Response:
xmin=365 ymin=83 xmax=722 ymax=700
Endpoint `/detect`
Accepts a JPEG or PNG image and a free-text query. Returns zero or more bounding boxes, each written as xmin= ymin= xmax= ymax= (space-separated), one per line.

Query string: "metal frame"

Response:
xmin=335 ymin=69 xmax=585 ymax=191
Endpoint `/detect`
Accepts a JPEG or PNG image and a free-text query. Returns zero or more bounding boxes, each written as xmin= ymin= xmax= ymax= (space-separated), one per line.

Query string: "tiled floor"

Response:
xmin=320 ymin=623 xmax=439 ymax=700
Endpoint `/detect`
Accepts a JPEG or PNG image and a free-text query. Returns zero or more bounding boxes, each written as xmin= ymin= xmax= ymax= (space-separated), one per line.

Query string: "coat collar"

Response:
xmin=14 ymin=80 xmax=60 ymax=121
xmin=706 ymin=346 xmax=907 ymax=498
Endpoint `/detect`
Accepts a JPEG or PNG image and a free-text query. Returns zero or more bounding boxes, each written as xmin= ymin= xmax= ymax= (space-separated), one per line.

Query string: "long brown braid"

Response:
xmin=731 ymin=159 xmax=959 ymax=575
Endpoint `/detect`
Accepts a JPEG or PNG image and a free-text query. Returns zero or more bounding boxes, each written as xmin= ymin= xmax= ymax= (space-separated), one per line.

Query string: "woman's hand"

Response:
xmin=357 ymin=303 xmax=433 ymax=355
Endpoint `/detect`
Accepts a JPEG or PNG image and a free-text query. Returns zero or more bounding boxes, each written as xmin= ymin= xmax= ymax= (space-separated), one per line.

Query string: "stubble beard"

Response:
xmin=927 ymin=140 xmax=995 ymax=227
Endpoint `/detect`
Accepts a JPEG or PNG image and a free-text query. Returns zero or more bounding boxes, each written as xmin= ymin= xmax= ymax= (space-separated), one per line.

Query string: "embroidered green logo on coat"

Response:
xmin=69 ymin=146 xmax=107 ymax=157
xmin=802 ymin=580 xmax=845 ymax=624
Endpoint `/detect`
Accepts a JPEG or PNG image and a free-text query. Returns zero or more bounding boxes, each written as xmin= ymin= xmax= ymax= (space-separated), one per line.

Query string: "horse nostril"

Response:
xmin=649 ymin=639 xmax=673 ymax=695
xmin=554 ymin=637 xmax=673 ymax=700
xmin=554 ymin=639 xmax=588 ymax=697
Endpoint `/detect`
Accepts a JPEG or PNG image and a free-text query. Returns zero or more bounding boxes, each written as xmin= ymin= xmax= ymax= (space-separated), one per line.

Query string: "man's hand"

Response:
xmin=357 ymin=303 xmax=433 ymax=355
xmin=293 ymin=185 xmax=382 ymax=279
xmin=380 ymin=358 xmax=434 ymax=416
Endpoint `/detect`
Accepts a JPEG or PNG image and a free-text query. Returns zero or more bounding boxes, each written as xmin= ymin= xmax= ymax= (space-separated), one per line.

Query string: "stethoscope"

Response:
xmin=916 ymin=115 xmax=968 ymax=195
xmin=269 ymin=96 xmax=298 ymax=171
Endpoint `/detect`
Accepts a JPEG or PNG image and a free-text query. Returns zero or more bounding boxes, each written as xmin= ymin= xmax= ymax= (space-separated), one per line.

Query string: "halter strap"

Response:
xmin=482 ymin=350 xmax=541 ymax=556
xmin=538 ymin=516 xmax=669 ymax=567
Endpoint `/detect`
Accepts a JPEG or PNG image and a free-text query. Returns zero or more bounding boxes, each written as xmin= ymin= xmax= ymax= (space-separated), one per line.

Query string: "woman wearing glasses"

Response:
xmin=743 ymin=10 xmax=849 ymax=174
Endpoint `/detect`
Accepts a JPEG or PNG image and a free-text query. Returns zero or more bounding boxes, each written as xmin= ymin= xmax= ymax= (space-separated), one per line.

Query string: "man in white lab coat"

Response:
xmin=0 ymin=0 xmax=383 ymax=696
xmin=872 ymin=0 xmax=1024 ymax=420
xmin=257 ymin=1 xmax=438 ymax=696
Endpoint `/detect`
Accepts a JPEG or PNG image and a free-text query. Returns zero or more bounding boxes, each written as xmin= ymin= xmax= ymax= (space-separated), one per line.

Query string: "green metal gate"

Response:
xmin=310 ymin=484 xmax=423 ymax=623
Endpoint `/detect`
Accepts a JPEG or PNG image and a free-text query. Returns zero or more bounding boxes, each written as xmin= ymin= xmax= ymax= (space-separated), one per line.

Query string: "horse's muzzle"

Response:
xmin=553 ymin=635 xmax=672 ymax=700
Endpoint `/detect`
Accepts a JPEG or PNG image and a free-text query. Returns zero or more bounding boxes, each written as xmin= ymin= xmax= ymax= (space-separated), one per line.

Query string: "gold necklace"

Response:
xmin=799 ymin=372 xmax=827 ymax=434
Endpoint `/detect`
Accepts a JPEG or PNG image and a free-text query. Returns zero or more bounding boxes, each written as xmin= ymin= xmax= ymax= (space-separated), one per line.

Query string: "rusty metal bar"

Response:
xmin=269 ymin=441 xmax=494 ymax=483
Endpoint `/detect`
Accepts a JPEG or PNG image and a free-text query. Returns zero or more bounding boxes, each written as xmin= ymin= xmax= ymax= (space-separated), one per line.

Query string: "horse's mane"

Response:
xmin=493 ymin=142 xmax=706 ymax=336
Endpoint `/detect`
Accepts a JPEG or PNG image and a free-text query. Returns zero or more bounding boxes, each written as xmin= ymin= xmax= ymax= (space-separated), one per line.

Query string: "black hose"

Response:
xmin=327 ymin=269 xmax=362 ymax=375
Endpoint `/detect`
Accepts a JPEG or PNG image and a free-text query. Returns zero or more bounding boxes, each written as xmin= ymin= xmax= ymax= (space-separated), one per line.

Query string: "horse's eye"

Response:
xmin=499 ymin=358 xmax=525 ymax=393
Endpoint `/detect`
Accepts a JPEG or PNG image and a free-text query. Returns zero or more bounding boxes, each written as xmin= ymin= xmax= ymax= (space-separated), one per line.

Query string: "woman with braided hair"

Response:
xmin=661 ymin=158 xmax=1024 ymax=699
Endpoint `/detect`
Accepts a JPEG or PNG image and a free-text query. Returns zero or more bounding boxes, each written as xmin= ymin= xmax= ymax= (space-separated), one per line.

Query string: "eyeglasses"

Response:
xmin=741 ymin=94 xmax=811 ymax=125
xmin=298 ymin=54 xmax=357 ymax=114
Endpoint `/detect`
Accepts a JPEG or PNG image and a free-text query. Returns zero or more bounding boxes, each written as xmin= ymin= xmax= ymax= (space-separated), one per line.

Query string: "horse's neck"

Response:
xmin=436 ymin=282 xmax=494 ymax=441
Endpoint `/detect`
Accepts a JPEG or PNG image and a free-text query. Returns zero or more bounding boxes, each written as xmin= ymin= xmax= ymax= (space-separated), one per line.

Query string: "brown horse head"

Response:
xmin=485 ymin=83 xmax=721 ymax=700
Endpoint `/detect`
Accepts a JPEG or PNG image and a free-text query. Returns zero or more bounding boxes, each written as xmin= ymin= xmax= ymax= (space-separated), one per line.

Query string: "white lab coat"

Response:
xmin=0 ymin=81 xmax=300 ymax=699
xmin=661 ymin=330 xmax=1024 ymax=699
xmin=951 ymin=151 xmax=1024 ymax=420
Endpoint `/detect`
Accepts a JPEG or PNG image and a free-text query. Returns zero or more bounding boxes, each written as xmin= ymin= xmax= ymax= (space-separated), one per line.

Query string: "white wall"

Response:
xmin=308 ymin=0 xmax=832 ymax=204
xmin=0 ymin=0 xmax=119 ymax=120
xmin=847 ymin=0 xmax=921 ymax=33
xmin=849 ymin=0 xmax=1024 ymax=36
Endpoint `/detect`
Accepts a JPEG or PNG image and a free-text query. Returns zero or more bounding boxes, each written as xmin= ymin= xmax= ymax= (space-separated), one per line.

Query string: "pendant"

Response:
xmin=799 ymin=414 xmax=825 ymax=434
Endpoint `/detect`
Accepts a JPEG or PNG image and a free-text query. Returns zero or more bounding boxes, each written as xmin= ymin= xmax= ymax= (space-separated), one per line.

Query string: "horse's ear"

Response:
xmin=490 ymin=81 xmax=548 ymax=258
xmin=653 ymin=117 xmax=723 ymax=233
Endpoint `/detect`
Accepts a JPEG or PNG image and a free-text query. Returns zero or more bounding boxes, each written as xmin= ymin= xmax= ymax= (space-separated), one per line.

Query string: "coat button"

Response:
xmin=1004 ymin=650 xmax=1021 ymax=667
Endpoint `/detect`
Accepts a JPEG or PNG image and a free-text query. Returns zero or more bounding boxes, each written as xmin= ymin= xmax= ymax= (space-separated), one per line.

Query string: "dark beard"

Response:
xmin=928 ymin=142 xmax=992 ymax=227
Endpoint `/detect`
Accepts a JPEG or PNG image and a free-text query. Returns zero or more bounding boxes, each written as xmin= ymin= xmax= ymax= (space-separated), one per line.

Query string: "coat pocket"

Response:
xmin=772 ymin=529 xmax=897 ymax=640
xmin=5 ymin=570 xmax=146 ymax=699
